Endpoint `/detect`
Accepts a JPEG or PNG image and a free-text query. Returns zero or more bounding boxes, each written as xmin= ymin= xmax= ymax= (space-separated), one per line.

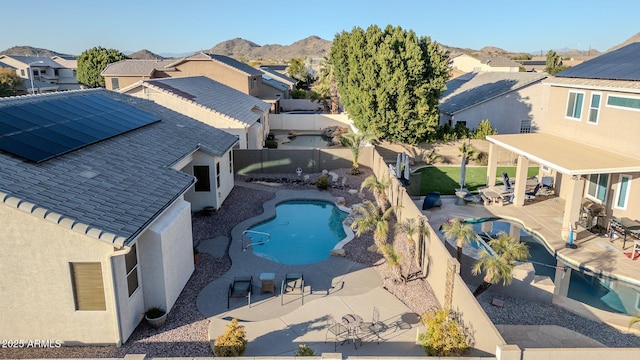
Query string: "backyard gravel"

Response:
xmin=2 ymin=167 xmax=638 ymax=359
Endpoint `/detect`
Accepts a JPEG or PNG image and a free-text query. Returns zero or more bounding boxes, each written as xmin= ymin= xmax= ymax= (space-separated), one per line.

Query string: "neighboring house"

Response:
xmin=516 ymin=60 xmax=547 ymax=72
xmin=122 ymin=76 xmax=271 ymax=149
xmin=439 ymin=72 xmax=548 ymax=133
xmin=51 ymin=55 xmax=83 ymax=90
xmin=0 ymin=55 xmax=81 ymax=92
xmin=103 ymin=53 xmax=269 ymax=100
xmin=0 ymin=89 xmax=238 ymax=345
xmin=485 ymin=42 xmax=640 ymax=241
xmin=450 ymin=53 xmax=521 ymax=73
xmin=101 ymin=59 xmax=175 ymax=90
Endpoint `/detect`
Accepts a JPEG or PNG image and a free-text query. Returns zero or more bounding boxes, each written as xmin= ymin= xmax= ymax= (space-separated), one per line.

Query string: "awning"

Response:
xmin=487 ymin=133 xmax=640 ymax=175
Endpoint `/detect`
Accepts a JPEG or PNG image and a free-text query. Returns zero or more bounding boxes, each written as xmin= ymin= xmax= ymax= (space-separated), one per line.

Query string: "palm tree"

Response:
xmin=380 ymin=243 xmax=405 ymax=283
xmin=441 ymin=218 xmax=476 ymax=269
xmin=310 ymin=56 xmax=339 ymax=113
xmin=472 ymin=232 xmax=530 ymax=297
xmin=350 ymin=201 xmax=396 ymax=247
xmin=400 ymin=218 xmax=419 ymax=261
xmin=457 ymin=141 xmax=478 ymax=190
xmin=630 ymin=313 xmax=640 ymax=330
xmin=339 ymin=129 xmax=378 ymax=175
xmin=360 ymin=174 xmax=391 ymax=210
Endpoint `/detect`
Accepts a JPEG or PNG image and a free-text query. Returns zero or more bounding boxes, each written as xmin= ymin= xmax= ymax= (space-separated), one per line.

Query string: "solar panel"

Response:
xmin=0 ymin=93 xmax=160 ymax=162
xmin=556 ymin=42 xmax=640 ymax=81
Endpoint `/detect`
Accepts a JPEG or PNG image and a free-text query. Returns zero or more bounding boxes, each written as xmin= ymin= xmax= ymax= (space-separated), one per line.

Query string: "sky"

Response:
xmin=2 ymin=0 xmax=639 ymax=57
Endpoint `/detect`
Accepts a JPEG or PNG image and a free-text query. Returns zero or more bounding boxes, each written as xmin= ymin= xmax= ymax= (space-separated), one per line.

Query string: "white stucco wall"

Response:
xmin=181 ymin=150 xmax=234 ymax=211
xmin=0 ymin=204 xmax=119 ymax=345
xmin=137 ymin=199 xmax=194 ymax=314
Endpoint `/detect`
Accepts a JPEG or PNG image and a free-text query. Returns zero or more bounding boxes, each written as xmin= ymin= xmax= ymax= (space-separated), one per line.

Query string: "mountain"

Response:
xmin=208 ymin=36 xmax=332 ymax=61
xmin=128 ymin=49 xmax=165 ymax=60
xmin=0 ymin=45 xmax=75 ymax=58
xmin=607 ymin=32 xmax=640 ymax=52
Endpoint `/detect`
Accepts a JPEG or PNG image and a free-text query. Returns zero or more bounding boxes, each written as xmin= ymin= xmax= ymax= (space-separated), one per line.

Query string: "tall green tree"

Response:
xmin=0 ymin=69 xmax=22 ymax=97
xmin=545 ymin=50 xmax=568 ymax=75
xmin=310 ymin=57 xmax=339 ymax=113
xmin=329 ymin=25 xmax=449 ymax=144
xmin=77 ymin=46 xmax=126 ymax=88
xmin=472 ymin=232 xmax=530 ymax=297
xmin=287 ymin=57 xmax=312 ymax=85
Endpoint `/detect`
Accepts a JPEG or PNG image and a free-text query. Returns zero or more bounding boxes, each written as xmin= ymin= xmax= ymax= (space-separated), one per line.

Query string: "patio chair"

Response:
xmin=359 ymin=307 xmax=385 ymax=344
xmin=525 ymin=184 xmax=541 ymax=201
xmin=422 ymin=191 xmax=442 ymax=210
xmin=227 ymin=275 xmax=252 ymax=309
xmin=325 ymin=317 xmax=348 ymax=350
xmin=281 ymin=273 xmax=305 ymax=305
xmin=502 ymin=172 xmax=514 ymax=192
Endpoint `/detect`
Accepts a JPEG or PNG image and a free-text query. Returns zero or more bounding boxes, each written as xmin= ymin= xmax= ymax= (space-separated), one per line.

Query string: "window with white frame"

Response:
xmin=520 ymin=120 xmax=532 ymax=133
xmin=216 ymin=162 xmax=221 ymax=189
xmin=614 ymin=175 xmax=631 ymax=210
xmin=588 ymin=93 xmax=601 ymax=124
xmin=228 ymin=152 xmax=233 ymax=173
xmin=111 ymin=77 xmax=120 ymax=90
xmin=125 ymin=244 xmax=139 ymax=297
xmin=565 ymin=91 xmax=584 ymax=120
xmin=606 ymin=95 xmax=640 ymax=112
xmin=193 ymin=165 xmax=210 ymax=192
xmin=586 ymin=173 xmax=609 ymax=202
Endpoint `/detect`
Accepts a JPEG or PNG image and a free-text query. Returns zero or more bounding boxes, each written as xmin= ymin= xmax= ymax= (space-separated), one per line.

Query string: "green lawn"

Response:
xmin=417 ymin=166 xmax=539 ymax=195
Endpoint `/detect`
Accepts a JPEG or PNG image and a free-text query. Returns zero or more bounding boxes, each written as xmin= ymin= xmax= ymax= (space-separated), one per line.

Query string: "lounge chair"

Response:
xmin=227 ymin=275 xmax=253 ymax=309
xmin=525 ymin=184 xmax=541 ymax=200
xmin=502 ymin=172 xmax=514 ymax=192
xmin=422 ymin=191 xmax=442 ymax=210
xmin=281 ymin=273 xmax=305 ymax=305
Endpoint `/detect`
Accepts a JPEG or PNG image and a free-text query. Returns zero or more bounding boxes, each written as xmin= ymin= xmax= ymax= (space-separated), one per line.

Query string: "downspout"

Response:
xmin=107 ymin=244 xmax=132 ymax=348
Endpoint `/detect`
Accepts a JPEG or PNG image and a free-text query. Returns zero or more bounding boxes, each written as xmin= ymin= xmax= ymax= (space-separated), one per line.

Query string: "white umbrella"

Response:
xmin=459 ymin=153 xmax=467 ymax=190
xmin=396 ymin=153 xmax=402 ymax=179
xmin=403 ymin=153 xmax=410 ymax=181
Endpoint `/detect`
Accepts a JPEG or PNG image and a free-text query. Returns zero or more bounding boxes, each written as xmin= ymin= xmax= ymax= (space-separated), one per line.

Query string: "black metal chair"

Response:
xmin=227 ymin=275 xmax=252 ymax=309
xmin=325 ymin=317 xmax=348 ymax=350
xmin=281 ymin=273 xmax=304 ymax=305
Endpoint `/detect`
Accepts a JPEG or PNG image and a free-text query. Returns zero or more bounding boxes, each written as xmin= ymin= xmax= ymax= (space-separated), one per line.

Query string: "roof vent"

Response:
xmin=79 ymin=170 xmax=99 ymax=179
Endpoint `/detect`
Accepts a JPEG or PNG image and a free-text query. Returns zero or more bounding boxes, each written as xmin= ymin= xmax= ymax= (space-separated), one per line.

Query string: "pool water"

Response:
xmin=285 ymin=134 xmax=332 ymax=148
xmin=246 ymin=200 xmax=348 ymax=265
xmin=468 ymin=219 xmax=639 ymax=314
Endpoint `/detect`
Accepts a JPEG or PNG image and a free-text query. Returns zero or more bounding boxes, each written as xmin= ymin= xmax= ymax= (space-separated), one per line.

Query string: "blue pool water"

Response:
xmin=467 ymin=218 xmax=639 ymax=315
xmin=246 ymin=200 xmax=348 ymax=265
xmin=285 ymin=134 xmax=332 ymax=148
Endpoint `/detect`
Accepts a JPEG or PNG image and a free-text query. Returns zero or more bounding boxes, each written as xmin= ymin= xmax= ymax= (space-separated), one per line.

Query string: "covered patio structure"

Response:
xmin=486 ymin=133 xmax=640 ymax=240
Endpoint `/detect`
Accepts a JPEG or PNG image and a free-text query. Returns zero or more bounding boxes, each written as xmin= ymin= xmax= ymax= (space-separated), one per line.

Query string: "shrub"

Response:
xmin=265 ymin=139 xmax=278 ymax=149
xmin=293 ymin=344 xmax=315 ymax=356
xmin=291 ymin=89 xmax=308 ymax=99
xmin=423 ymin=149 xmax=444 ymax=165
xmin=316 ymin=175 xmax=329 ymax=190
xmin=418 ymin=308 xmax=472 ymax=356
xmin=213 ymin=318 xmax=247 ymax=357
xmin=474 ymin=119 xmax=498 ymax=139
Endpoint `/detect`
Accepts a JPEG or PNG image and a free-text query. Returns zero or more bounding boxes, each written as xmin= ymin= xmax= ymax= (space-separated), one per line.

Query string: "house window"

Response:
xmin=216 ymin=162 xmax=221 ymax=189
xmin=615 ymin=175 xmax=631 ymax=210
xmin=54 ymin=69 xmax=59 ymax=76
xmin=193 ymin=165 xmax=210 ymax=192
xmin=228 ymin=152 xmax=233 ymax=173
xmin=20 ymin=69 xmax=25 ymax=76
xmin=606 ymin=95 xmax=640 ymax=111
xmin=111 ymin=78 xmax=120 ymax=90
xmin=520 ymin=120 xmax=532 ymax=133
xmin=70 ymin=262 xmax=106 ymax=311
xmin=125 ymin=244 xmax=139 ymax=297
xmin=587 ymin=173 xmax=609 ymax=203
xmin=588 ymin=93 xmax=601 ymax=124
xmin=541 ymin=165 xmax=551 ymax=173
xmin=565 ymin=91 xmax=584 ymax=120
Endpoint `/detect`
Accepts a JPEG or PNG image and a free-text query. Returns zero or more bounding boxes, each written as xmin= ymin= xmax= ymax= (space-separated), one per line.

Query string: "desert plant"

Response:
xmin=630 ymin=313 xmax=640 ymax=329
xmin=423 ymin=148 xmax=444 ymax=164
xmin=474 ymin=119 xmax=498 ymax=139
xmin=380 ymin=243 xmax=405 ymax=283
xmin=265 ymin=139 xmax=278 ymax=148
xmin=316 ymin=175 xmax=329 ymax=190
xmin=339 ymin=129 xmax=378 ymax=175
xmin=214 ymin=318 xmax=247 ymax=357
xmin=293 ymin=344 xmax=316 ymax=356
xmin=360 ymin=174 xmax=391 ymax=210
xmin=441 ymin=218 xmax=476 ymax=270
xmin=400 ymin=218 xmax=419 ymax=261
xmin=418 ymin=308 xmax=472 ymax=356
xmin=351 ymin=201 xmax=397 ymax=247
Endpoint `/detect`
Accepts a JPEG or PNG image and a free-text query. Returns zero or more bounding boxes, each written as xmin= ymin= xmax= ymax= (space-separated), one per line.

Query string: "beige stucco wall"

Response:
xmin=168 ymin=60 xmax=261 ymax=97
xmin=137 ymin=199 xmax=194 ymax=314
xmin=181 ymin=150 xmax=234 ymax=211
xmin=446 ymin=82 xmax=548 ymax=134
xmin=104 ymin=75 xmax=152 ymax=90
xmin=451 ymin=55 xmax=519 ymax=73
xmin=269 ymin=113 xmax=352 ymax=131
xmin=0 ymin=204 xmax=120 ymax=345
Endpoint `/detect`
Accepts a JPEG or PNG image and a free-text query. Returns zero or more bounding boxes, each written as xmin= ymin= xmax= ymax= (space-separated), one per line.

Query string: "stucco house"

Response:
xmin=450 ymin=53 xmax=522 ymax=73
xmin=485 ymin=42 xmax=640 ymax=240
xmin=0 ymin=89 xmax=238 ymax=345
xmin=100 ymin=59 xmax=175 ymax=91
xmin=121 ymin=76 xmax=271 ymax=149
xmin=439 ymin=72 xmax=548 ymax=133
xmin=0 ymin=55 xmax=81 ymax=92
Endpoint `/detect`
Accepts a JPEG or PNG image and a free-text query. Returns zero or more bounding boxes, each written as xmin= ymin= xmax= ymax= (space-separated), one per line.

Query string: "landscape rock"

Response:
xmin=330 ymin=248 xmax=346 ymax=257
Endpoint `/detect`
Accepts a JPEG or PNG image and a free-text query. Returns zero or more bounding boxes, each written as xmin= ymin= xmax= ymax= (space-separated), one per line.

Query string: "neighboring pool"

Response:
xmin=245 ymin=200 xmax=348 ymax=265
xmin=285 ymin=134 xmax=332 ymax=148
xmin=466 ymin=218 xmax=640 ymax=315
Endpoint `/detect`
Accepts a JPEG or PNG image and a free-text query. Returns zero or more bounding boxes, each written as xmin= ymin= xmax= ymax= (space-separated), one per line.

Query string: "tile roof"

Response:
xmin=203 ymin=53 xmax=263 ymax=75
xmin=0 ymin=89 xmax=238 ymax=247
xmin=478 ymin=55 xmax=522 ymax=68
xmin=543 ymin=76 xmax=640 ymax=93
xmin=139 ymin=76 xmax=270 ymax=126
xmin=439 ymin=72 xmax=547 ymax=114
xmin=259 ymin=67 xmax=297 ymax=85
xmin=0 ymin=55 xmax=64 ymax=69
xmin=100 ymin=59 xmax=175 ymax=76
xmin=261 ymin=76 xmax=289 ymax=92
xmin=555 ymin=42 xmax=640 ymax=81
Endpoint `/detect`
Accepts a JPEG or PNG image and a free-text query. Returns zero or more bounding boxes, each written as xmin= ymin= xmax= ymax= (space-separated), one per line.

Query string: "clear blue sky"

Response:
xmin=2 ymin=0 xmax=638 ymax=56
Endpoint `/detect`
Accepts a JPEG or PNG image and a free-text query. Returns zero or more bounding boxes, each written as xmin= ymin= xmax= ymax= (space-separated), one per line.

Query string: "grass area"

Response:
xmin=417 ymin=166 xmax=539 ymax=195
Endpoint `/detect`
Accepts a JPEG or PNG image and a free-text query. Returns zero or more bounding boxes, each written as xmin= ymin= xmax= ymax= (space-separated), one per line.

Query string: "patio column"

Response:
xmin=486 ymin=142 xmax=498 ymax=187
xmin=561 ymin=174 xmax=584 ymax=240
xmin=512 ymin=155 xmax=529 ymax=207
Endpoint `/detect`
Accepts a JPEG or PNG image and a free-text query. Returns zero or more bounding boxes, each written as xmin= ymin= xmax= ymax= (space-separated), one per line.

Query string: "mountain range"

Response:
xmin=2 ymin=33 xmax=639 ymax=62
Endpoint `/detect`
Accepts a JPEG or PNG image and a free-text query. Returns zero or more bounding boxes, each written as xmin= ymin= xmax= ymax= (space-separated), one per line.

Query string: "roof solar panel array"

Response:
xmin=556 ymin=42 xmax=640 ymax=81
xmin=0 ymin=93 xmax=160 ymax=162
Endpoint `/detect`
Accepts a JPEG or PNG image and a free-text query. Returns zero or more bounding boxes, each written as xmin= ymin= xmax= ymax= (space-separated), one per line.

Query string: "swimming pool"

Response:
xmin=245 ymin=200 xmax=348 ymax=265
xmin=467 ymin=218 xmax=640 ymax=315
xmin=284 ymin=134 xmax=332 ymax=148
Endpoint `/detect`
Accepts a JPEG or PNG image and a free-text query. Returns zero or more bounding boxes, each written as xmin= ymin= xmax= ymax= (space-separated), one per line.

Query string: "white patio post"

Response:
xmin=561 ymin=174 xmax=584 ymax=241
xmin=486 ymin=142 xmax=498 ymax=187
xmin=512 ymin=155 xmax=529 ymax=206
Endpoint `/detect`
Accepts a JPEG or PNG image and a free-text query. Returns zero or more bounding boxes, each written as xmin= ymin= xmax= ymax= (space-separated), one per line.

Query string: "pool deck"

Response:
xmin=420 ymin=194 xmax=640 ymax=331
xmin=197 ymin=188 xmax=426 ymax=357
